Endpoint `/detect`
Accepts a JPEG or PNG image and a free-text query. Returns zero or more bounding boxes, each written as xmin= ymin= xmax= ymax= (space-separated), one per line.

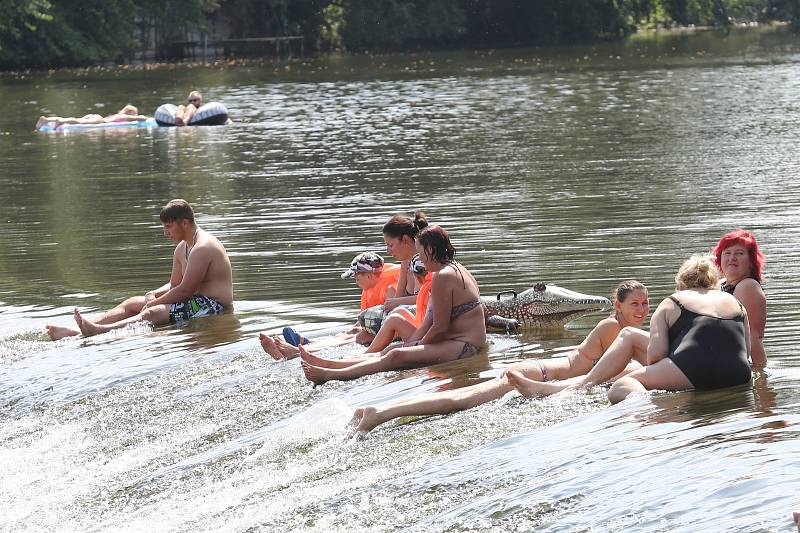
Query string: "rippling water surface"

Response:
xmin=1 ymin=28 xmax=800 ymax=531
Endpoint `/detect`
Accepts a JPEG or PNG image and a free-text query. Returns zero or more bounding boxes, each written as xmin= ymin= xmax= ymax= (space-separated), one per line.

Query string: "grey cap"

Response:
xmin=341 ymin=252 xmax=385 ymax=279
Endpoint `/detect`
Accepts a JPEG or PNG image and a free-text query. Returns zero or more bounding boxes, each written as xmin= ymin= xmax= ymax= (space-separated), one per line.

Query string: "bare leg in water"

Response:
xmin=259 ymin=326 xmax=367 ymax=360
xmin=73 ymin=304 xmax=169 ymax=337
xmin=507 ymin=327 xmax=650 ymax=397
xmin=302 ymin=339 xmax=473 ymax=385
xmin=298 ymin=345 xmax=377 ymax=369
xmin=350 ymin=375 xmax=514 ymax=434
xmin=46 ymin=296 xmax=148 ymax=340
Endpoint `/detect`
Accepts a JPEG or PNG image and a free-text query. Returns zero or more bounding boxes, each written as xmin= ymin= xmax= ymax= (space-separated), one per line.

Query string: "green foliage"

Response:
xmin=0 ymin=0 xmax=216 ymax=68
xmin=0 ymin=0 xmax=140 ymax=67
xmin=340 ymin=0 xmax=466 ymax=50
xmin=0 ymin=0 xmax=797 ymax=68
xmin=0 ymin=0 xmax=52 ymax=52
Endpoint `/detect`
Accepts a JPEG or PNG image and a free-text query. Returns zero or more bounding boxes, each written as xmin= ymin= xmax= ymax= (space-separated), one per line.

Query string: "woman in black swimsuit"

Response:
xmin=300 ymin=225 xmax=486 ymax=385
xmin=608 ymin=254 xmax=752 ymax=403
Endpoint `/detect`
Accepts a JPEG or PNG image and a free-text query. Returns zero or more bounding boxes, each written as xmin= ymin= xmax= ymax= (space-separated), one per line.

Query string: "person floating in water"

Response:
xmin=45 ymin=199 xmax=233 ymax=340
xmin=174 ymin=91 xmax=203 ymax=126
xmin=35 ymin=104 xmax=150 ymax=130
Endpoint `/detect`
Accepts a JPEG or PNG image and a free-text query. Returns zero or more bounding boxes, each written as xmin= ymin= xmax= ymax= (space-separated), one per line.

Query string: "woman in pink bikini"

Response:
xmin=35 ymin=104 xmax=149 ymax=129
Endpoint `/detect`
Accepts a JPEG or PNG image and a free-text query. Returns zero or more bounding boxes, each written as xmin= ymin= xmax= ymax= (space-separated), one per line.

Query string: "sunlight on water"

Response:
xmin=1 ymin=27 xmax=800 ymax=531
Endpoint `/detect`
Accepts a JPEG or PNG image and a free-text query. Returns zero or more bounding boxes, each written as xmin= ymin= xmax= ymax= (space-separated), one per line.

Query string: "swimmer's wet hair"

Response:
xmin=416 ymin=225 xmax=455 ymax=264
xmin=613 ymin=280 xmax=647 ymax=303
xmin=675 ymin=254 xmax=720 ymax=290
xmin=383 ymin=211 xmax=428 ymax=240
xmin=160 ymin=199 xmax=195 ymax=223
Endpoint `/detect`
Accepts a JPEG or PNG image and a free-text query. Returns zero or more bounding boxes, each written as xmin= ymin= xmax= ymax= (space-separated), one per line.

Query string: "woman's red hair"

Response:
xmin=712 ymin=229 xmax=765 ymax=283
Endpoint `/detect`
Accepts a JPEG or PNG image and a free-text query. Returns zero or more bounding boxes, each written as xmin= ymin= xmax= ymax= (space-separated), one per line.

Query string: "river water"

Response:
xmin=1 ymin=27 xmax=799 ymax=531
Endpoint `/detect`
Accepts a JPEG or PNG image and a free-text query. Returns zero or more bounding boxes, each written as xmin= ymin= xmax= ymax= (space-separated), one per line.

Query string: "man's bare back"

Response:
xmin=175 ymin=229 xmax=233 ymax=307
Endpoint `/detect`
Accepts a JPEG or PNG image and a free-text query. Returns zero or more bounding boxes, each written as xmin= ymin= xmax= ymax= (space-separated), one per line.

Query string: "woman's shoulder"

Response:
xmin=594 ymin=317 xmax=622 ymax=337
xmin=734 ymin=278 xmax=764 ymax=295
xmin=582 ymin=317 xmax=622 ymax=350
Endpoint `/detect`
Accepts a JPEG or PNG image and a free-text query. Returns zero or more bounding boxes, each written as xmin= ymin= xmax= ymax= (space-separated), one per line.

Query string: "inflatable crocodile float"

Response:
xmin=359 ymin=282 xmax=611 ymax=334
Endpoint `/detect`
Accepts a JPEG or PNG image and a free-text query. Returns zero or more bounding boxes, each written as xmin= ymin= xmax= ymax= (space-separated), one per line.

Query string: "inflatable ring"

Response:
xmin=155 ymin=102 xmax=229 ymax=126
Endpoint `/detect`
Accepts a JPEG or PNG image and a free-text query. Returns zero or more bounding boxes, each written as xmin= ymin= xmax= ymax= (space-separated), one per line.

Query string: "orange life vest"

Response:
xmin=360 ymin=263 xmax=401 ymax=310
xmin=413 ymin=273 xmax=434 ymax=326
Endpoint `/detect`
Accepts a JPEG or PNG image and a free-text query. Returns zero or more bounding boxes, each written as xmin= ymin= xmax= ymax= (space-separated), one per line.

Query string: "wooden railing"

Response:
xmin=167 ymin=36 xmax=304 ymax=60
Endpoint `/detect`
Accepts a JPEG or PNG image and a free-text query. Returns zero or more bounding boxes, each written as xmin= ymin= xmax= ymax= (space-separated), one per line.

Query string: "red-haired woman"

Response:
xmin=712 ymin=230 xmax=767 ymax=367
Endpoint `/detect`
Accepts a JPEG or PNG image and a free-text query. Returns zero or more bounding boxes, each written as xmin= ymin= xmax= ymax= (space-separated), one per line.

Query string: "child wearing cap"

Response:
xmin=260 ymin=252 xmax=400 ymax=358
xmin=341 ymin=252 xmax=401 ymax=312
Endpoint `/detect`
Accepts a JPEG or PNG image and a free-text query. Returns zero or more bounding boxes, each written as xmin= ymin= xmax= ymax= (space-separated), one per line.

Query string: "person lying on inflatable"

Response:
xmin=35 ymin=104 xmax=149 ymax=130
xmin=259 ymin=252 xmax=400 ymax=360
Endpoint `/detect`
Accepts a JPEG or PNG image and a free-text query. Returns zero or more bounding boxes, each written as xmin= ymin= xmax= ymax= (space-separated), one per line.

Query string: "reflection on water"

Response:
xmin=2 ymin=27 xmax=800 ymax=531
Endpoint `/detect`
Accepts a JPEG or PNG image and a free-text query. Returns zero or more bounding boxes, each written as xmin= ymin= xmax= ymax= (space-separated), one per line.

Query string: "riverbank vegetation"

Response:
xmin=1 ymin=0 xmax=798 ymax=69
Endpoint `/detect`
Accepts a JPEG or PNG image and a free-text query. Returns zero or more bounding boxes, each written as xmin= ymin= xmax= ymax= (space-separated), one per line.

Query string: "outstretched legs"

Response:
xmin=46 ymin=296 xmax=148 ymax=340
xmin=350 ymin=375 xmax=515 ymax=434
xmin=73 ymin=304 xmax=170 ymax=337
xmin=258 ymin=326 xmax=366 ymax=360
xmin=508 ymin=327 xmax=650 ymax=397
xmin=302 ymin=340 xmax=471 ymax=385
xmin=607 ymin=359 xmax=693 ymax=404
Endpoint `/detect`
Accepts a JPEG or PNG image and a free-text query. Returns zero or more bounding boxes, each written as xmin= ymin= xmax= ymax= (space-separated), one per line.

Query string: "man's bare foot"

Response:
xmin=45 ymin=324 xmax=80 ymax=341
xmin=73 ymin=309 xmax=108 ymax=337
xmin=506 ymin=369 xmax=570 ymax=398
xmin=259 ymin=333 xmax=287 ymax=361
xmin=301 ymin=361 xmax=329 ymax=386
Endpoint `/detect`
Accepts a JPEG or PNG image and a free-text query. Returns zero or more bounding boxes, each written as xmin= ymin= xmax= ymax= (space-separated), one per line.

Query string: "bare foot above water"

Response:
xmin=45 ymin=324 xmax=80 ymax=341
xmin=259 ymin=333 xmax=285 ymax=360
xmin=348 ymin=406 xmax=380 ymax=435
xmin=73 ymin=308 xmax=108 ymax=337
xmin=301 ymin=360 xmax=328 ymax=386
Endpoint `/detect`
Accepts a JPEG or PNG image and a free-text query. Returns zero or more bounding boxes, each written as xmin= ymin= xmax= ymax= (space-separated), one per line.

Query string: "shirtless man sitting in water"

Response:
xmin=46 ymin=199 xmax=233 ymax=340
xmin=35 ymin=104 xmax=150 ymax=130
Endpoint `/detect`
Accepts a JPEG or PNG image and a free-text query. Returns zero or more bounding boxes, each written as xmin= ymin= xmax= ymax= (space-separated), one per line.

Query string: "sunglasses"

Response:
xmin=188 ymin=98 xmax=201 ymax=103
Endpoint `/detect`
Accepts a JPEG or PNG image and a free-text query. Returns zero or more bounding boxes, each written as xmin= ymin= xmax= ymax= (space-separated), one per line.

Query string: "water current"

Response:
xmin=1 ymin=27 xmax=799 ymax=531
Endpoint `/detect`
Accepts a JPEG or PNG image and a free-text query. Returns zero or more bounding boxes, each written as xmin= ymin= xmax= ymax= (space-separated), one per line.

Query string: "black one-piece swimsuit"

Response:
xmin=667 ymin=296 xmax=752 ymax=390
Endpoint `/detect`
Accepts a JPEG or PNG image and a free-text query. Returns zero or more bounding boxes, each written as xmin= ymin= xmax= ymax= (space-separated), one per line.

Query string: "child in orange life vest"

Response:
xmin=362 ymin=254 xmax=433 ymax=353
xmin=342 ymin=252 xmax=401 ymax=312
xmin=279 ymin=252 xmax=399 ymax=348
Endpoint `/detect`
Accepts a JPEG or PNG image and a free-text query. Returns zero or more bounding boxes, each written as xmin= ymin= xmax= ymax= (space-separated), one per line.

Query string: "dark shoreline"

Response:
xmin=0 ymin=21 xmax=791 ymax=78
